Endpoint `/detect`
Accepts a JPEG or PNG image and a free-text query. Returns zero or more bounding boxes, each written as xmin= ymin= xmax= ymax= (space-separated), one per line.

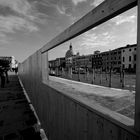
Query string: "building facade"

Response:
xmin=92 ymin=51 xmax=102 ymax=69
xmin=65 ymin=43 xmax=74 ymax=78
xmin=49 ymin=44 xmax=137 ymax=75
xmin=110 ymin=48 xmax=122 ymax=72
xmin=121 ymin=44 xmax=136 ymax=72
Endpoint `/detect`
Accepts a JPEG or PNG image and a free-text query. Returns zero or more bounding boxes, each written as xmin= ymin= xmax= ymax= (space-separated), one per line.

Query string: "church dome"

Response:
xmin=65 ymin=43 xmax=73 ymax=58
xmin=65 ymin=49 xmax=73 ymax=58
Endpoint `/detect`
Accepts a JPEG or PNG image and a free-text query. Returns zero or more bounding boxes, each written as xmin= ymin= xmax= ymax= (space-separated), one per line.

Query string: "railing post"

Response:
xmin=135 ymin=0 xmax=140 ymax=132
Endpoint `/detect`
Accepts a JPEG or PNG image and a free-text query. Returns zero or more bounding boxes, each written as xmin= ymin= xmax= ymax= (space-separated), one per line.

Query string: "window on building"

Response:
xmin=129 ymin=49 xmax=131 ymax=51
xmin=134 ymin=48 xmax=136 ymax=51
xmin=123 ymin=50 xmax=125 ymax=52
xmin=123 ymin=64 xmax=125 ymax=69
xmin=134 ymin=64 xmax=136 ymax=70
xmin=134 ymin=55 xmax=136 ymax=61
xmin=123 ymin=57 xmax=125 ymax=62
xmin=129 ymin=56 xmax=131 ymax=62
xmin=129 ymin=64 xmax=131 ymax=69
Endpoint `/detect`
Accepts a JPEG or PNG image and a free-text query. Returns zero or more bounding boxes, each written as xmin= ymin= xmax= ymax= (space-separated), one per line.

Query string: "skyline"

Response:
xmin=0 ymin=0 xmax=137 ymax=62
xmin=49 ymin=43 xmax=137 ymax=61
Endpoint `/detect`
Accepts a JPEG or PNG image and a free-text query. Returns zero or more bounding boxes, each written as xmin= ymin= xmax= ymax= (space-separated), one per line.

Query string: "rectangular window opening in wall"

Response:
xmin=42 ymin=2 xmax=138 ymax=131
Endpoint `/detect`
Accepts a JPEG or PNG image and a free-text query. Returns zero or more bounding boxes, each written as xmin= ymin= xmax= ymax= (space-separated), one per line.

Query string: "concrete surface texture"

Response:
xmin=49 ymin=76 xmax=135 ymax=119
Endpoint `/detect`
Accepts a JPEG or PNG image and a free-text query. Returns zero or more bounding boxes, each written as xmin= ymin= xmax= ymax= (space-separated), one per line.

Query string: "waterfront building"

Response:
xmin=65 ymin=43 xmax=74 ymax=78
xmin=49 ymin=44 xmax=137 ymax=75
xmin=55 ymin=57 xmax=65 ymax=76
xmin=49 ymin=59 xmax=57 ymax=75
xmin=73 ymin=54 xmax=92 ymax=71
xmin=49 ymin=57 xmax=65 ymax=76
xmin=110 ymin=48 xmax=122 ymax=72
xmin=121 ymin=44 xmax=137 ymax=72
xmin=102 ymin=51 xmax=110 ymax=71
xmin=92 ymin=51 xmax=102 ymax=69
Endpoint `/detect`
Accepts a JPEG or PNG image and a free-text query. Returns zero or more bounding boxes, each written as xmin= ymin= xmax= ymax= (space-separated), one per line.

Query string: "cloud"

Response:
xmin=0 ymin=15 xmax=38 ymax=44
xmin=0 ymin=16 xmax=38 ymax=33
xmin=111 ymin=15 xmax=136 ymax=25
xmin=0 ymin=0 xmax=41 ymax=26
xmin=79 ymin=30 xmax=115 ymax=50
xmin=91 ymin=0 xmax=105 ymax=7
xmin=33 ymin=0 xmax=75 ymax=26
xmin=0 ymin=0 xmax=44 ymax=24
xmin=72 ymin=0 xmax=87 ymax=5
xmin=0 ymin=32 xmax=10 ymax=44
xmin=0 ymin=0 xmax=41 ymax=43
xmin=56 ymin=5 xmax=67 ymax=15
xmin=0 ymin=0 xmax=33 ymax=19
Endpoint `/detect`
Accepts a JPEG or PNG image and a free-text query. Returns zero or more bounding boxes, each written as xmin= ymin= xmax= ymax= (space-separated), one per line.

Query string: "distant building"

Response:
xmin=110 ymin=48 xmax=122 ymax=72
xmin=102 ymin=51 xmax=110 ymax=71
xmin=49 ymin=59 xmax=56 ymax=70
xmin=65 ymin=43 xmax=74 ymax=78
xmin=73 ymin=54 xmax=92 ymax=71
xmin=121 ymin=44 xmax=137 ymax=72
xmin=49 ymin=44 xmax=137 ymax=75
xmin=85 ymin=55 xmax=93 ymax=69
xmin=55 ymin=57 xmax=65 ymax=76
xmin=94 ymin=50 xmax=100 ymax=55
xmin=49 ymin=57 xmax=65 ymax=76
xmin=65 ymin=43 xmax=74 ymax=69
xmin=92 ymin=52 xmax=102 ymax=69
xmin=49 ymin=59 xmax=57 ymax=75
xmin=102 ymin=44 xmax=136 ymax=73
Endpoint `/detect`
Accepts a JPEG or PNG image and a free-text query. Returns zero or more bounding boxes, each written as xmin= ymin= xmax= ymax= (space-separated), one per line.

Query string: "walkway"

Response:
xmin=49 ymin=76 xmax=135 ymax=119
xmin=0 ymin=73 xmax=44 ymax=140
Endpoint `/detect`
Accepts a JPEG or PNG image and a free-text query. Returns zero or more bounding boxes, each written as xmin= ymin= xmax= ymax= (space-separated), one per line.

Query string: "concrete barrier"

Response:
xmin=19 ymin=50 xmax=139 ymax=139
xmin=18 ymin=0 xmax=140 ymax=139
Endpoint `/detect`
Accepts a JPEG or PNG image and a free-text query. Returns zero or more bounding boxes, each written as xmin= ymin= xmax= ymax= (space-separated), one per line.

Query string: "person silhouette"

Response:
xmin=0 ymin=66 xmax=5 ymax=88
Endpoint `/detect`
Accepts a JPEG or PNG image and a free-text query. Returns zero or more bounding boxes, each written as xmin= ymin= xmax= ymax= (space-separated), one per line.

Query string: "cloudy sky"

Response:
xmin=0 ymin=0 xmax=137 ymax=62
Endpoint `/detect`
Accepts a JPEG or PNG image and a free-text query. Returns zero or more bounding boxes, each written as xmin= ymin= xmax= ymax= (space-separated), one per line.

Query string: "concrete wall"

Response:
xmin=19 ymin=49 xmax=140 ymax=140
